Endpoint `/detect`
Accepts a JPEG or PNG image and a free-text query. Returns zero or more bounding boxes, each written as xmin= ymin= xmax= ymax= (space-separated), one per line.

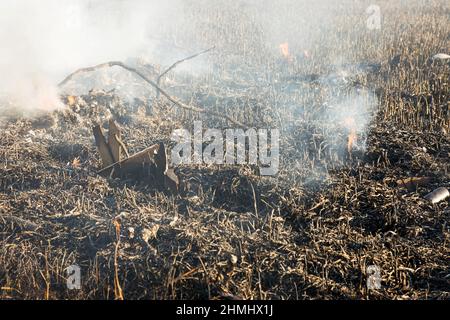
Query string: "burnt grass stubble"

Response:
xmin=0 ymin=1 xmax=449 ymax=300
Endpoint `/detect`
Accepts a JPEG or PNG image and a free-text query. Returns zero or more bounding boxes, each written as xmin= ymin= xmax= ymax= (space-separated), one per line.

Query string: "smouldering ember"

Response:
xmin=279 ymin=42 xmax=294 ymax=63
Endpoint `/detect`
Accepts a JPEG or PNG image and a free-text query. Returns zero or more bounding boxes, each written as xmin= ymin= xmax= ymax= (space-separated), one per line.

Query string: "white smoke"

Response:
xmin=0 ymin=0 xmax=188 ymax=116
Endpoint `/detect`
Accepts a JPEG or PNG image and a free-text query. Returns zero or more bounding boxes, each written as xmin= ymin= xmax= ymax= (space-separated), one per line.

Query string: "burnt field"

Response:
xmin=0 ymin=0 xmax=449 ymax=300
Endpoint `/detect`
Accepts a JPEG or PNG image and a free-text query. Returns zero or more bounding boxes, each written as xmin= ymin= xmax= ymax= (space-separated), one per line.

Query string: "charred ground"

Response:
xmin=0 ymin=0 xmax=449 ymax=299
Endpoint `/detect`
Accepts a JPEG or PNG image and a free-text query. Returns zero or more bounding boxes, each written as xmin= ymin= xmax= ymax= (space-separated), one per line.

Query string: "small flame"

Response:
xmin=347 ymin=129 xmax=357 ymax=153
xmin=279 ymin=42 xmax=293 ymax=62
xmin=67 ymin=95 xmax=76 ymax=106
xmin=71 ymin=157 xmax=81 ymax=168
xmin=343 ymin=117 xmax=357 ymax=153
xmin=280 ymin=42 xmax=289 ymax=57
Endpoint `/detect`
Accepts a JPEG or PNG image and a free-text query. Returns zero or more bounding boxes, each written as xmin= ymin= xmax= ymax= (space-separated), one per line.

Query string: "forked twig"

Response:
xmin=156 ymin=46 xmax=215 ymax=98
xmin=58 ymin=59 xmax=247 ymax=128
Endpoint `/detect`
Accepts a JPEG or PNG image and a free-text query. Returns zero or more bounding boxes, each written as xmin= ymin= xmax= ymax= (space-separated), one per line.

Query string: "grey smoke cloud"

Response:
xmin=0 ymin=0 xmax=186 ymax=115
xmin=0 ymin=0 xmax=381 ymax=120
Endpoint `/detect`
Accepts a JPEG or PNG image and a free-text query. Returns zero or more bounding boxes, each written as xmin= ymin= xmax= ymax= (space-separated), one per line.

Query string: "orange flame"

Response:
xmin=279 ymin=42 xmax=293 ymax=62
xmin=343 ymin=117 xmax=357 ymax=153
xmin=67 ymin=95 xmax=76 ymax=106
xmin=280 ymin=43 xmax=289 ymax=57
xmin=347 ymin=129 xmax=357 ymax=153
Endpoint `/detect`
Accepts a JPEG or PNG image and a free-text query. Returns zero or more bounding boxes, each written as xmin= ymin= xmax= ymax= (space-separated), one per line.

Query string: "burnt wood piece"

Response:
xmin=108 ymin=119 xmax=124 ymax=163
xmin=94 ymin=122 xmax=181 ymax=193
xmin=154 ymin=142 xmax=180 ymax=193
xmin=97 ymin=144 xmax=160 ymax=178
xmin=93 ymin=125 xmax=115 ymax=168
xmin=164 ymin=168 xmax=180 ymax=194
xmin=96 ymin=143 xmax=180 ymax=192
xmin=154 ymin=142 xmax=168 ymax=176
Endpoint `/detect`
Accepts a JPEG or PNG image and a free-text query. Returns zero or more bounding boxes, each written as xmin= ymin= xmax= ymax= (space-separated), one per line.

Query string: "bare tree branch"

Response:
xmin=58 ymin=60 xmax=247 ymax=128
xmin=156 ymin=46 xmax=215 ymax=98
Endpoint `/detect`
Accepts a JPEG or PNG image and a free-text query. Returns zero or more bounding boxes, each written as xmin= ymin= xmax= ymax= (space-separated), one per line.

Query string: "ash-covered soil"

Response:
xmin=0 ymin=91 xmax=448 ymax=300
xmin=0 ymin=0 xmax=449 ymax=300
